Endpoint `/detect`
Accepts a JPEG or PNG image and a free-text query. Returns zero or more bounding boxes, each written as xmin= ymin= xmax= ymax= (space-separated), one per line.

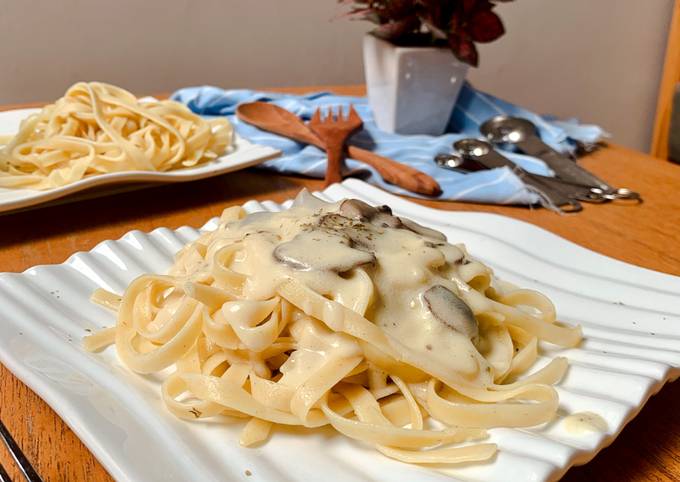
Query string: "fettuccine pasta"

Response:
xmin=85 ymin=191 xmax=582 ymax=465
xmin=0 ymin=82 xmax=232 ymax=190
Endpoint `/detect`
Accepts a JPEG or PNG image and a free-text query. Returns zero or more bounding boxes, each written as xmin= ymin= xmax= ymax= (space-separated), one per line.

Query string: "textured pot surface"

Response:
xmin=363 ymin=34 xmax=469 ymax=135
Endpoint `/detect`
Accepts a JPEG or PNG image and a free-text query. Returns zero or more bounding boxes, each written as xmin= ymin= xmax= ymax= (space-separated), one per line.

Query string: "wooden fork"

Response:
xmin=308 ymin=105 xmax=363 ymax=186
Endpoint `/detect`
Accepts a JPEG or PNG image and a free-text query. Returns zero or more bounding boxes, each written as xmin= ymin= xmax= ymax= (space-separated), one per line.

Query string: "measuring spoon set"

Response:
xmin=435 ymin=116 xmax=640 ymax=213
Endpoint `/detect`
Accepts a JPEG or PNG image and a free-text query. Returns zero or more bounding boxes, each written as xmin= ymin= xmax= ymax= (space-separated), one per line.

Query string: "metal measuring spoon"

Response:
xmin=434 ymin=152 xmax=488 ymax=173
xmin=451 ymin=139 xmax=583 ymax=212
xmin=449 ymin=138 xmax=608 ymax=204
xmin=434 ymin=152 xmax=465 ymax=170
xmin=480 ymin=116 xmax=641 ymax=202
xmin=434 ymin=141 xmax=606 ymax=203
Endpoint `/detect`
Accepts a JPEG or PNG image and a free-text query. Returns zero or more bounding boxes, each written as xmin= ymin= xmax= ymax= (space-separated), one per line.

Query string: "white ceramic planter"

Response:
xmin=363 ymin=34 xmax=469 ymax=135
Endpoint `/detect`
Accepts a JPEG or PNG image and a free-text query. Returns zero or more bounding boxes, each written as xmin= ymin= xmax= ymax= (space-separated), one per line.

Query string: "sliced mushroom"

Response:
xmin=423 ymin=285 xmax=479 ymax=343
xmin=373 ymin=211 xmax=403 ymax=229
xmin=369 ymin=204 xmax=404 ymax=229
xmin=339 ymin=199 xmax=402 ymax=229
xmin=339 ymin=198 xmax=446 ymax=240
xmin=400 ymin=217 xmax=446 ymax=241
xmin=339 ymin=199 xmax=378 ymax=220
xmin=273 ymin=229 xmax=375 ymax=272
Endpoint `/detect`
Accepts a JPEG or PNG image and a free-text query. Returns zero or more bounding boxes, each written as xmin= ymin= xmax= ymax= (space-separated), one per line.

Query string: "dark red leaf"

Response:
xmin=382 ymin=0 xmax=417 ymax=20
xmin=462 ymin=0 xmax=478 ymax=14
xmin=448 ymin=33 xmax=479 ymax=67
xmin=449 ymin=9 xmax=461 ymax=30
xmin=469 ymin=10 xmax=505 ymax=43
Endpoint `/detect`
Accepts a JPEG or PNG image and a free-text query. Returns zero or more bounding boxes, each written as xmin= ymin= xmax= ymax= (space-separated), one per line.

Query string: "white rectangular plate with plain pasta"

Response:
xmin=0 ymin=107 xmax=280 ymax=214
xmin=0 ymin=179 xmax=678 ymax=482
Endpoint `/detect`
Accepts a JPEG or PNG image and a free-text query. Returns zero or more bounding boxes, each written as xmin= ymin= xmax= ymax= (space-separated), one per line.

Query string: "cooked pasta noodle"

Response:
xmin=85 ymin=191 xmax=582 ymax=465
xmin=0 ymin=82 xmax=232 ymax=190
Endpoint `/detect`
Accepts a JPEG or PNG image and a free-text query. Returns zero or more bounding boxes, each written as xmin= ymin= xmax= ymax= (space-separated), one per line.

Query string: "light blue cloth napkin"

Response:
xmin=172 ymin=83 xmax=605 ymax=204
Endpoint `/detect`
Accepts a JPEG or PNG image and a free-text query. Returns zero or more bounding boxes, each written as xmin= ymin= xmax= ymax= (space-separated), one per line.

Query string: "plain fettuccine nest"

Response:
xmin=0 ymin=82 xmax=233 ymax=190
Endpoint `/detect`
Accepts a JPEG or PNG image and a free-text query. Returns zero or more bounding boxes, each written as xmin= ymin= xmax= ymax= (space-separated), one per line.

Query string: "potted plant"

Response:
xmin=340 ymin=0 xmax=512 ymax=135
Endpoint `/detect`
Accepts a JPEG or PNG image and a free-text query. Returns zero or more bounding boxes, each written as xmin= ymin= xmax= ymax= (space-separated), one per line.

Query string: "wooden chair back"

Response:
xmin=651 ymin=0 xmax=680 ymax=159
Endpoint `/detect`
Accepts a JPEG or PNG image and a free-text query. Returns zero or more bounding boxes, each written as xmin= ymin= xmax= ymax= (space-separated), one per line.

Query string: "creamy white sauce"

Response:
xmin=280 ymin=316 xmax=361 ymax=388
xmin=562 ymin=411 xmax=608 ymax=434
xmin=211 ymin=197 xmax=494 ymax=386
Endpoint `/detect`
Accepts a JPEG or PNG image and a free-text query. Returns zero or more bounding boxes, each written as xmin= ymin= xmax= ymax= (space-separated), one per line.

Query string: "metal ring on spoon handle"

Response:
xmin=592 ymin=187 xmax=643 ymax=203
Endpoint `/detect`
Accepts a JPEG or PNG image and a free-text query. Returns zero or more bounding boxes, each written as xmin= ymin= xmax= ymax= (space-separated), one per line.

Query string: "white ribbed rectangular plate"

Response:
xmin=0 ymin=179 xmax=678 ymax=482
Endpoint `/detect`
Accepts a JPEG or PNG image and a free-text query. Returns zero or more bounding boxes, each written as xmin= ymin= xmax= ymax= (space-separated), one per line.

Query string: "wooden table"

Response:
xmin=0 ymin=86 xmax=679 ymax=482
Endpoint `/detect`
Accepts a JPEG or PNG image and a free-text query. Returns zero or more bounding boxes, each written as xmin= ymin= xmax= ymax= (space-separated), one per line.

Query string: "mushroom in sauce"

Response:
xmin=338 ymin=199 xmax=379 ymax=220
xmin=339 ymin=199 xmax=446 ymax=240
xmin=399 ymin=217 xmax=447 ymax=241
xmin=339 ymin=199 xmax=402 ymax=229
xmin=273 ymin=223 xmax=375 ymax=272
xmin=423 ymin=285 xmax=479 ymax=343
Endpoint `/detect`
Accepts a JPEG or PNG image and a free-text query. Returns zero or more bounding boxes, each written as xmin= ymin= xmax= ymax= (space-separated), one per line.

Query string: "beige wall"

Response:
xmin=467 ymin=0 xmax=673 ymax=151
xmin=0 ymin=0 xmax=367 ymax=102
xmin=0 ymin=0 xmax=672 ymax=151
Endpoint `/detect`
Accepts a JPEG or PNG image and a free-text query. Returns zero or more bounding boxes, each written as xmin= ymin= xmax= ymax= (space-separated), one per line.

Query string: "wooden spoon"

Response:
xmin=236 ymin=102 xmax=442 ymax=196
